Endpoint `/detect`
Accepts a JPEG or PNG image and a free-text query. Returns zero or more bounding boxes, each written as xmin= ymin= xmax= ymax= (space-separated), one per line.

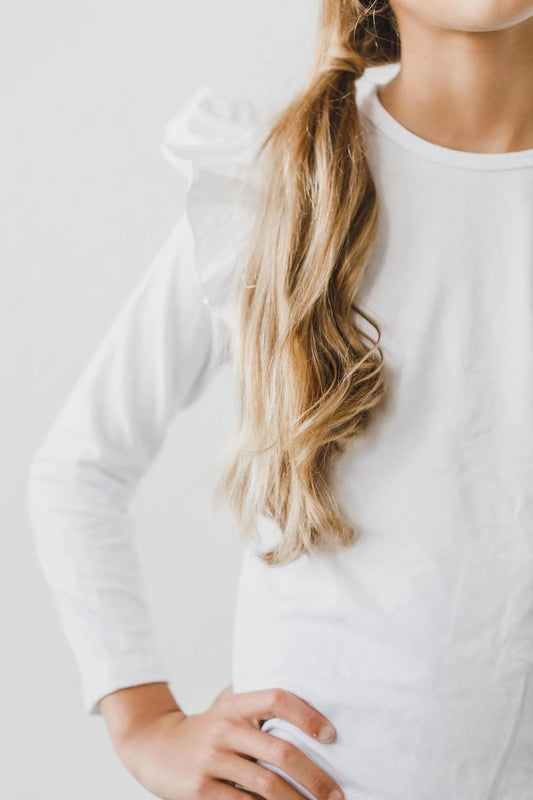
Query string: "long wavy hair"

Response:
xmin=214 ymin=0 xmax=401 ymax=566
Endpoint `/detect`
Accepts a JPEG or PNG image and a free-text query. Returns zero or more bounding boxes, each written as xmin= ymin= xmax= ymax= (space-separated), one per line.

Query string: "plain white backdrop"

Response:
xmin=2 ymin=2 xmax=318 ymax=797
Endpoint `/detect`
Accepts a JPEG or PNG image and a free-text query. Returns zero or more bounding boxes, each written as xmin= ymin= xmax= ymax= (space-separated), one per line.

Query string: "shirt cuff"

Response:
xmin=83 ymin=655 xmax=172 ymax=715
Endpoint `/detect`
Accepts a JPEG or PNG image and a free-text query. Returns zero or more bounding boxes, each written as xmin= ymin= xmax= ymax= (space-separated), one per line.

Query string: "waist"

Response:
xmin=230 ymin=669 xmax=533 ymax=800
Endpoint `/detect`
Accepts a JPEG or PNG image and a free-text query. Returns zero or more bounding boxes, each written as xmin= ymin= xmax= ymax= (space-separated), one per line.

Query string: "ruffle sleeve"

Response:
xmin=159 ymin=85 xmax=272 ymax=328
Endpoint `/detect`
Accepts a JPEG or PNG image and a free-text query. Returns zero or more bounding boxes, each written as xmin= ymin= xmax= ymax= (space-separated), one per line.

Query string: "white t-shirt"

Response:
xmin=27 ymin=64 xmax=533 ymax=800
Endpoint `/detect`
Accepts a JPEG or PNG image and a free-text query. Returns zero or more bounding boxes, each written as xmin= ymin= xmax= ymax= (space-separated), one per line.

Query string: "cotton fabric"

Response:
xmin=27 ymin=64 xmax=533 ymax=799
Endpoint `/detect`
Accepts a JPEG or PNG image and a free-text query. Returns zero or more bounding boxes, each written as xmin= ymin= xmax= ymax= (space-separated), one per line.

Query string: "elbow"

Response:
xmin=26 ymin=439 xmax=134 ymax=523
xmin=26 ymin=441 xmax=52 ymax=513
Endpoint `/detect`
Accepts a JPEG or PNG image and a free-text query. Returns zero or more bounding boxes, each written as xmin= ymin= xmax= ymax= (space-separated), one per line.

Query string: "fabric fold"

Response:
xmin=160 ymin=85 xmax=271 ymax=326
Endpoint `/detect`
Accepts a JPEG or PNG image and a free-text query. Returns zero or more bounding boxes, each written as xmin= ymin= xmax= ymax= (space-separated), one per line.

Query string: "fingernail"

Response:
xmin=318 ymin=724 xmax=335 ymax=742
xmin=329 ymin=790 xmax=343 ymax=800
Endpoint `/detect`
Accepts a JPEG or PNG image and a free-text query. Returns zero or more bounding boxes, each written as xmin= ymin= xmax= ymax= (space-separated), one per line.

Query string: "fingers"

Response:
xmin=215 ymin=723 xmax=344 ymax=800
xmin=204 ymin=779 xmax=261 ymax=799
xmin=229 ymin=687 xmax=337 ymax=744
xmin=215 ymin=753 xmax=311 ymax=800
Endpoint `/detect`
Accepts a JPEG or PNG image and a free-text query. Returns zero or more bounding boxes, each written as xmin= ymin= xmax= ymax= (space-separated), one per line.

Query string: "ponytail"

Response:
xmin=216 ymin=1 xmax=401 ymax=565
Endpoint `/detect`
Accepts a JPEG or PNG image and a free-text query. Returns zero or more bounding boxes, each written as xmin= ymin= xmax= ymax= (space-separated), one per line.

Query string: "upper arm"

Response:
xmin=29 ymin=209 xmax=229 ymax=495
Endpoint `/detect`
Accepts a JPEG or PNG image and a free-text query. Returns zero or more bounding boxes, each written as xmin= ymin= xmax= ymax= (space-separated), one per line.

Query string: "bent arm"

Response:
xmin=27 ymin=212 xmax=229 ymax=716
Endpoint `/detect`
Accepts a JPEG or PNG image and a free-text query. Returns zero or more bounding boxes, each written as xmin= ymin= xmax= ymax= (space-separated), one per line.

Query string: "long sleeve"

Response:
xmin=26 ymin=85 xmax=269 ymax=715
xmin=27 ymin=212 xmax=229 ymax=715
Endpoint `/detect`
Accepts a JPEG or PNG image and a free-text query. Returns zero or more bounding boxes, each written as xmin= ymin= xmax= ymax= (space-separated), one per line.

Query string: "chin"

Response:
xmin=395 ymin=0 xmax=533 ymax=32
xmin=453 ymin=0 xmax=533 ymax=30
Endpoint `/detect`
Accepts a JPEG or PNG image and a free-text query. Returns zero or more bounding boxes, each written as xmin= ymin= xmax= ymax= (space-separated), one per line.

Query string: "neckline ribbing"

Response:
xmin=357 ymin=76 xmax=533 ymax=171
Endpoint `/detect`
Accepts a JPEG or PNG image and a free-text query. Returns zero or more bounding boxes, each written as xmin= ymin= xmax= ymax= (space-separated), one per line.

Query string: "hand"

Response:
xmin=116 ymin=683 xmax=344 ymax=800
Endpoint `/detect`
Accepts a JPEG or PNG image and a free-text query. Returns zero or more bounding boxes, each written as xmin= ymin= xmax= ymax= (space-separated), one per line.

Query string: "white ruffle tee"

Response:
xmin=27 ymin=64 xmax=533 ymax=800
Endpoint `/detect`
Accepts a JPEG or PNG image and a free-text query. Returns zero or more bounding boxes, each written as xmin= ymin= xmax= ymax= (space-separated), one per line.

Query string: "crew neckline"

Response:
xmin=358 ymin=77 xmax=533 ymax=171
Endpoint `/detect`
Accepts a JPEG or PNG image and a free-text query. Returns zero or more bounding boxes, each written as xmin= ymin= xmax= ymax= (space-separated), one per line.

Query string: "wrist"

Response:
xmin=100 ymin=682 xmax=184 ymax=750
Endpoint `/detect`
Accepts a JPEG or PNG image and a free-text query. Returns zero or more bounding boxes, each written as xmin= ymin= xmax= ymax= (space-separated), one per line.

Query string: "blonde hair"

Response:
xmin=215 ymin=1 xmax=401 ymax=565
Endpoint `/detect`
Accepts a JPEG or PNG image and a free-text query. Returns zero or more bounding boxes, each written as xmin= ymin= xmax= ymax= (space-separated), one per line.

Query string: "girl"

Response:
xmin=28 ymin=2 xmax=533 ymax=799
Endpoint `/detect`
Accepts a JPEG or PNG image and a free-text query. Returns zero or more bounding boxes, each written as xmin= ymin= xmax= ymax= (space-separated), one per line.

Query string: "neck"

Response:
xmin=378 ymin=11 xmax=533 ymax=153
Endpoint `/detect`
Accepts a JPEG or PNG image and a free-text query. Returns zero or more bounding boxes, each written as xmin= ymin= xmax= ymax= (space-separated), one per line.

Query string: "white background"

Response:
xmin=2 ymin=2 xmax=318 ymax=796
